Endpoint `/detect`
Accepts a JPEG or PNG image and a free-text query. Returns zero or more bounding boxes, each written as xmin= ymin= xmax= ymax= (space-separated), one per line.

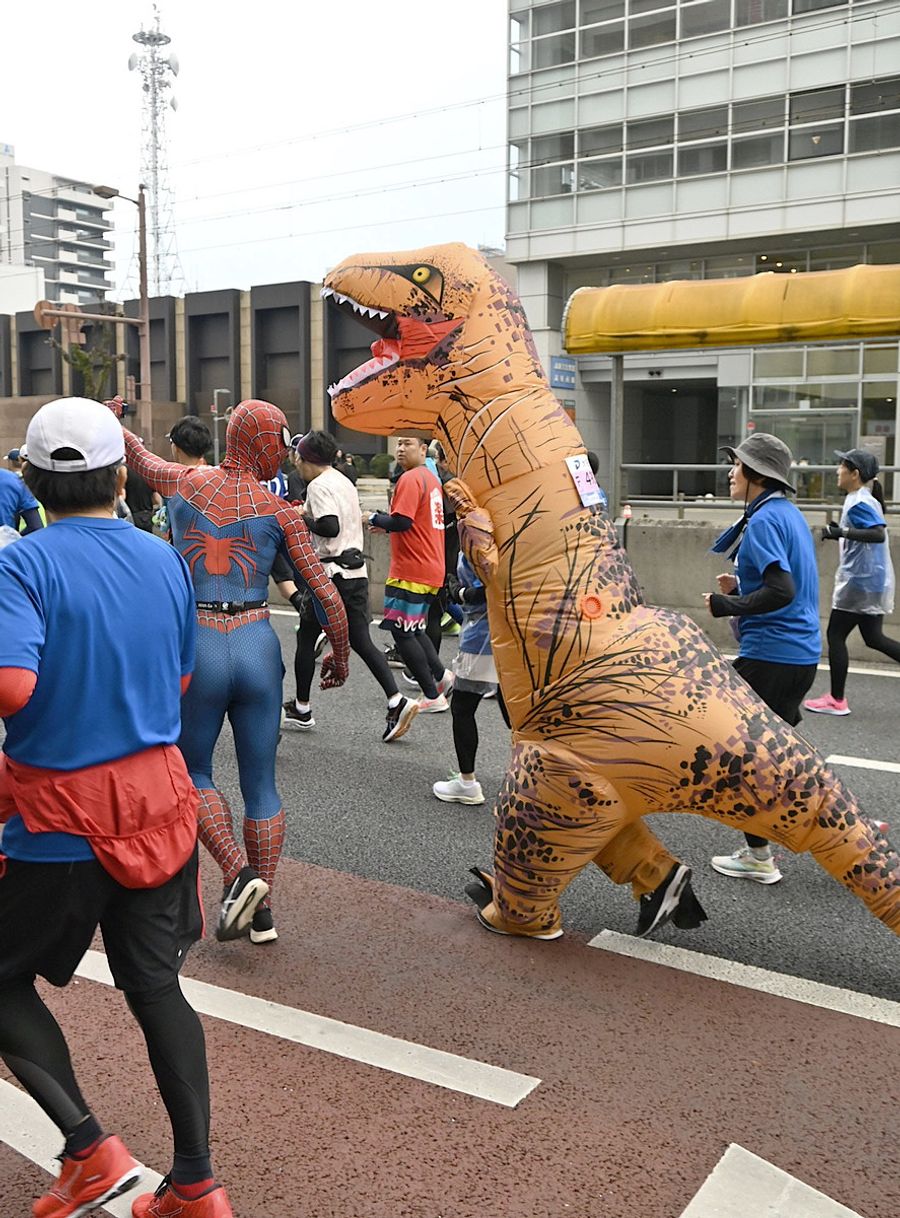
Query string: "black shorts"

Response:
xmin=299 ymin=572 xmax=370 ymax=625
xmin=732 ymin=656 xmax=818 ymax=727
xmin=0 ymin=846 xmax=203 ymax=993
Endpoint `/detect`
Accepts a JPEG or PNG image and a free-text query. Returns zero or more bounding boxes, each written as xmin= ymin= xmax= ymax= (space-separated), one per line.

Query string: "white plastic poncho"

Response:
xmin=832 ymin=486 xmax=895 ymax=615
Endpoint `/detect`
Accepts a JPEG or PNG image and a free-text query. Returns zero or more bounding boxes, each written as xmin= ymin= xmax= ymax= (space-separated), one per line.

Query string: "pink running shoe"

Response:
xmin=804 ymin=693 xmax=850 ymax=716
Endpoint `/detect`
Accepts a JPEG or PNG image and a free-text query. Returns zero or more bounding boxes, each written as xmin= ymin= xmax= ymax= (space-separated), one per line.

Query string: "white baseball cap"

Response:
xmin=25 ymin=398 xmax=126 ymax=472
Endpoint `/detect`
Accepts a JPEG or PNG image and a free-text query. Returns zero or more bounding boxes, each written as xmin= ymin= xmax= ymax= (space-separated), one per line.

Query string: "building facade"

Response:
xmin=0 ymin=145 xmax=114 ymax=307
xmin=506 ymin=0 xmax=900 ymax=499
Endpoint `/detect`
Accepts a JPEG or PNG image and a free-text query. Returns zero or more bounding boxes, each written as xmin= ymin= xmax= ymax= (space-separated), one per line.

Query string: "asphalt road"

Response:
xmin=253 ymin=609 xmax=900 ymax=1003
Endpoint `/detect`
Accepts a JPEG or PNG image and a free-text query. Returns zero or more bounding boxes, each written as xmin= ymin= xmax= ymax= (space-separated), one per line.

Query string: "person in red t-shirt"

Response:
xmin=368 ymin=435 xmax=453 ymax=711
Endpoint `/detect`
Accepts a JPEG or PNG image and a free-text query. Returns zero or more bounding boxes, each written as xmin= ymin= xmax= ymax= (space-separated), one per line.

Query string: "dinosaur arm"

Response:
xmin=444 ymin=478 xmax=499 ymax=584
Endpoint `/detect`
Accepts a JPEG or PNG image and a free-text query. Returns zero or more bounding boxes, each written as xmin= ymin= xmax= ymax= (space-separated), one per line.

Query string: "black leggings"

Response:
xmin=387 ymin=622 xmax=444 ymax=699
xmin=0 ymin=975 xmax=210 ymax=1156
xmin=296 ymin=576 xmax=397 ymax=701
xmin=451 ymin=687 xmax=511 ymax=774
xmin=826 ymin=609 xmax=900 ymax=701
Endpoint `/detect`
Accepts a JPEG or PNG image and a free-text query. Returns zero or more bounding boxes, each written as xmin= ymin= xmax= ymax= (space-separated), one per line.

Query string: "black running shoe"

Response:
xmin=249 ymin=905 xmax=278 ymax=945
xmin=635 ymin=863 xmax=691 ymax=938
xmin=383 ymin=696 xmax=419 ymax=742
xmin=384 ymin=645 xmax=404 ymax=669
xmin=282 ymin=699 xmax=315 ymax=731
xmin=216 ymin=866 xmax=269 ymax=941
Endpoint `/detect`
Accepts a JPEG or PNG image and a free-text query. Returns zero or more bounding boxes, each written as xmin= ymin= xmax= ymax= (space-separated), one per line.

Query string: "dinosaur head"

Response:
xmin=223 ymin=399 xmax=291 ymax=480
xmin=323 ymin=242 xmax=500 ymax=439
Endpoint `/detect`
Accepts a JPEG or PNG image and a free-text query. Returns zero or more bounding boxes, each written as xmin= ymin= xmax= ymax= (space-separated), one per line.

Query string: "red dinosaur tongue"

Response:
xmin=371 ymin=316 xmax=460 ymax=363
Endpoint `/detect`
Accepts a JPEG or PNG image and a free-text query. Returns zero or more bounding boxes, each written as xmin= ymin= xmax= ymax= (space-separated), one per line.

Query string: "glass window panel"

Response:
xmin=533 ymin=31 xmax=577 ymax=68
xmin=868 ymin=240 xmax=900 ymax=265
xmin=735 ymin=0 xmax=788 ymax=24
xmin=808 ymin=246 xmax=862 ymax=271
xmin=732 ymin=97 xmax=785 ymax=133
xmin=578 ymin=156 xmax=624 ymax=189
xmin=850 ymin=76 xmax=900 ymax=116
xmin=679 ymin=106 xmax=728 ymax=141
xmin=657 ymin=258 xmax=704 ymax=280
xmin=629 ymin=10 xmax=677 ymax=49
xmin=732 ymin=132 xmax=784 ymax=168
xmin=807 ymin=348 xmax=859 ymax=377
xmin=582 ymin=0 xmax=625 ymax=20
xmin=756 ymin=253 xmax=805 ymax=273
xmin=509 ymin=43 xmax=529 ymax=74
xmin=532 ymin=133 xmax=575 ymax=164
xmin=788 ymin=123 xmax=843 ymax=160
xmin=793 ymin=0 xmax=845 ymax=11
xmin=510 ymin=12 xmax=529 ymax=40
xmin=789 ymin=87 xmax=845 ymax=125
xmin=705 ymin=254 xmax=755 ymax=277
xmin=678 ymin=142 xmax=728 ymax=175
xmin=681 ymin=0 xmax=731 ymax=38
xmin=533 ymin=1 xmax=576 ymax=36
xmin=849 ymin=113 xmax=900 ymax=154
xmin=630 ymin=0 xmax=672 ymax=12
xmin=863 ymin=346 xmax=898 ymax=376
xmin=533 ymin=162 xmax=575 ymax=195
xmin=626 ymin=151 xmax=674 ymax=183
xmin=753 ymin=382 xmax=858 ymax=410
xmin=580 ymin=22 xmax=625 ymax=56
xmin=756 ymin=350 xmax=805 ymax=377
xmin=609 ymin=263 xmax=655 ymax=283
xmin=627 ymin=116 xmax=674 ymax=149
xmin=580 ymin=124 xmax=624 ymax=156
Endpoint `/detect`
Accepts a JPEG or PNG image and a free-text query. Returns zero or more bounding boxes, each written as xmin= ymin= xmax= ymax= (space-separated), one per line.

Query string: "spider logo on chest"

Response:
xmin=181 ymin=521 xmax=258 ymax=584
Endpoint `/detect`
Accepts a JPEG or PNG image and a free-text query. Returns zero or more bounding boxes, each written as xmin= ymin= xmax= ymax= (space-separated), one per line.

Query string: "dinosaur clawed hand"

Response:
xmin=445 ymin=478 xmax=499 ymax=585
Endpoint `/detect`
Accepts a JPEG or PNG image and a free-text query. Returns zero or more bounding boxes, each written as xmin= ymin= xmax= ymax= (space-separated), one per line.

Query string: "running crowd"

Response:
xmin=0 ymin=399 xmax=896 ymax=1218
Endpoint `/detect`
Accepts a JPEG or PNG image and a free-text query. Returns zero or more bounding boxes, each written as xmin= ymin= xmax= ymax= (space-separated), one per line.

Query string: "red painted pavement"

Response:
xmin=1 ymin=853 xmax=897 ymax=1218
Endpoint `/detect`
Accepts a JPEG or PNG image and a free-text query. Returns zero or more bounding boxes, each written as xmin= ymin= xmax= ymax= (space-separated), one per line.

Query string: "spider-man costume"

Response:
xmin=111 ymin=399 xmax=350 ymax=939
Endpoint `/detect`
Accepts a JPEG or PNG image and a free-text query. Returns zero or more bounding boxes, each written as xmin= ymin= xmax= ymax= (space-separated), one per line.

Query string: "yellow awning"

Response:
xmin=563 ymin=264 xmax=900 ymax=354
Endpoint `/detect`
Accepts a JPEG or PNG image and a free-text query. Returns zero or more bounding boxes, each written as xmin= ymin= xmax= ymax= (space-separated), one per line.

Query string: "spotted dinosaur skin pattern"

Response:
xmin=324 ymin=242 xmax=900 ymax=939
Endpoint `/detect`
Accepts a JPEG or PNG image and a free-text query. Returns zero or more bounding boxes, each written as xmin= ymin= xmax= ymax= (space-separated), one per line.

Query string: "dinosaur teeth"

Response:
xmin=320 ymin=286 xmax=334 ymax=299
xmin=320 ymin=286 xmax=389 ymax=321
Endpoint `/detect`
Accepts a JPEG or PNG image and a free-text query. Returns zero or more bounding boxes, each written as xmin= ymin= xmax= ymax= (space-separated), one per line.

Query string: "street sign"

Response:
xmin=549 ymin=355 xmax=577 ymax=390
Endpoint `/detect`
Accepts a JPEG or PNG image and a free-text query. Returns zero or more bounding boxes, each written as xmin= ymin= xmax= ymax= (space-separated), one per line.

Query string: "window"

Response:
xmin=627 ymin=116 xmax=674 ymax=149
xmin=807 ymin=348 xmax=859 ymax=378
xmin=533 ymin=163 xmax=575 ymax=195
xmin=532 ymin=31 xmax=577 ymax=68
xmin=630 ymin=0 xmax=671 ymax=12
xmin=629 ymin=10 xmax=677 ymax=50
xmin=755 ymin=350 xmax=804 ymax=378
xmin=679 ymin=143 xmax=727 ymax=175
xmin=580 ymin=22 xmax=625 ymax=56
xmin=509 ymin=42 xmax=529 ymax=74
xmin=851 ymin=77 xmax=900 ymax=116
xmin=732 ymin=97 xmax=785 ymax=133
xmin=626 ymin=151 xmax=674 ymax=183
xmin=809 ymin=246 xmax=863 ymax=271
xmin=789 ymin=87 xmax=845 ymax=125
xmin=734 ymin=0 xmax=788 ymax=24
xmin=580 ymin=124 xmax=623 ymax=156
xmin=657 ymin=259 xmax=704 ymax=280
xmin=863 ymin=346 xmax=899 ymax=376
xmin=581 ymin=0 xmax=625 ymax=19
xmin=705 ymin=254 xmax=754 ymax=277
xmin=850 ymin=114 xmax=900 ymax=154
xmin=679 ymin=106 xmax=728 ymax=141
xmin=680 ymin=0 xmax=731 ymax=38
xmin=509 ymin=11 xmax=529 ymax=41
xmin=793 ymin=0 xmax=844 ymax=12
xmin=732 ymin=132 xmax=784 ymax=168
xmin=578 ymin=157 xmax=624 ymax=189
xmin=532 ymin=133 xmax=575 ymax=164
xmin=788 ymin=124 xmax=843 ymax=159
xmin=756 ymin=253 xmax=805 ymax=273
xmin=533 ymin=1 xmax=575 ymax=36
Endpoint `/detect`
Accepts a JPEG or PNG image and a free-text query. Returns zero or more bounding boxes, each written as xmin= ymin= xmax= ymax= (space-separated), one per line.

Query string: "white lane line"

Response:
xmin=826 ymin=753 xmax=900 ymax=774
xmin=0 ymin=1078 xmax=163 ymax=1215
xmin=588 ymin=931 xmax=900 ymax=1029
xmin=76 ymin=951 xmax=539 ymax=1109
xmin=681 ymin=1143 xmax=862 ymax=1217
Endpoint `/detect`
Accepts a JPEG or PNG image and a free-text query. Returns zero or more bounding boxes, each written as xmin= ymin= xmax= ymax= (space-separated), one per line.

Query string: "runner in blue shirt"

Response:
xmin=0 ymin=465 xmax=43 ymax=533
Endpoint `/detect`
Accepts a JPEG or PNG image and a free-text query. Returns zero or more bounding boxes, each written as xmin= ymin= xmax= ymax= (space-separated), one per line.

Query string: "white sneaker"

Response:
xmin=418 ymin=693 xmax=450 ymax=713
xmin=710 ymin=846 xmax=782 ymax=884
xmin=433 ymin=775 xmax=485 ymax=804
xmin=437 ymin=670 xmax=455 ymax=696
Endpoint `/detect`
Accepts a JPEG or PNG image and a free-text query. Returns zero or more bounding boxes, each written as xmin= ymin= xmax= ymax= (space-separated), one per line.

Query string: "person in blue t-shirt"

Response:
xmin=805 ymin=448 xmax=900 ymax=717
xmin=0 ymin=465 xmax=43 ymax=533
xmin=703 ymin=433 xmax=821 ymax=886
xmin=0 ymin=398 xmax=233 ymax=1218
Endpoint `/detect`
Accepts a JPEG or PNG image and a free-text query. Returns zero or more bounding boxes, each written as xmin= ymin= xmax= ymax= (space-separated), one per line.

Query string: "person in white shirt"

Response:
xmin=275 ymin=430 xmax=418 ymax=743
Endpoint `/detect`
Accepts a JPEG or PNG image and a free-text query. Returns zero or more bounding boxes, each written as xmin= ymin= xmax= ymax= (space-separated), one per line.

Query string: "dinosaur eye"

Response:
xmin=412 ymin=266 xmax=431 ymax=285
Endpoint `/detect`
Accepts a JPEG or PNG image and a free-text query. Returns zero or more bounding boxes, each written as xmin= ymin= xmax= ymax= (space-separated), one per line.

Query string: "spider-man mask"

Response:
xmin=223 ymin=400 xmax=291 ymax=480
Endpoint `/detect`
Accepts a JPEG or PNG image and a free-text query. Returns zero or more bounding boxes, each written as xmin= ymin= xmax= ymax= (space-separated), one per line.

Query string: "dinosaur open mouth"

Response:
xmin=322 ymin=285 xmax=462 ymax=400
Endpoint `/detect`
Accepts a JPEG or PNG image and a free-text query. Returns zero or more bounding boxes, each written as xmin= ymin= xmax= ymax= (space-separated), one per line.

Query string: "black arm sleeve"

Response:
xmin=370 ymin=511 xmax=413 ymax=533
xmin=303 ymin=513 xmax=340 ymax=538
xmin=271 ymin=549 xmax=295 ymax=585
xmin=708 ymin=563 xmax=796 ymax=618
xmin=19 ymin=508 xmax=43 ymax=535
xmin=845 ymin=524 xmax=886 ymax=543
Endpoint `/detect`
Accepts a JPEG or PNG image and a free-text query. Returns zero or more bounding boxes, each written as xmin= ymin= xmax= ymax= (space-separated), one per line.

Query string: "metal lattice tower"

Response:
xmin=129 ymin=4 xmax=182 ymax=295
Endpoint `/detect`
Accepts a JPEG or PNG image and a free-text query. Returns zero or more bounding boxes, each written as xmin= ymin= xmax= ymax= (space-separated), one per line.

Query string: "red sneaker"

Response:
xmin=33 ymin=1135 xmax=142 ymax=1218
xmin=132 ymin=1178 xmax=234 ymax=1217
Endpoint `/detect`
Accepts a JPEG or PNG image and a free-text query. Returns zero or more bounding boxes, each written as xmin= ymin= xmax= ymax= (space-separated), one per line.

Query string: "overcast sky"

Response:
xmin=2 ymin=0 xmax=509 ymax=296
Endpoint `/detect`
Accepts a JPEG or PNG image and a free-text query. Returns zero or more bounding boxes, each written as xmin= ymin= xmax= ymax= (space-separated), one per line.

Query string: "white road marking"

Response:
xmin=0 ymin=1079 xmax=163 ymax=1215
xmin=681 ymin=1143 xmax=862 ymax=1217
xmin=826 ymin=753 xmax=900 ymax=774
xmin=588 ymin=931 xmax=900 ymax=1028
xmin=76 ymin=950 xmax=539 ymax=1108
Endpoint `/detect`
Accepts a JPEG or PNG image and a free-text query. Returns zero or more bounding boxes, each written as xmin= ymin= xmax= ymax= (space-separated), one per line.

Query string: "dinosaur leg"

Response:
xmin=482 ymin=738 xmax=630 ymax=938
xmin=592 ymin=821 xmax=679 ymax=899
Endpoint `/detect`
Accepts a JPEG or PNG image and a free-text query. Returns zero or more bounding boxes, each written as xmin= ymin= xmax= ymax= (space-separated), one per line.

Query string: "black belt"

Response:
xmin=196 ymin=600 xmax=268 ymax=614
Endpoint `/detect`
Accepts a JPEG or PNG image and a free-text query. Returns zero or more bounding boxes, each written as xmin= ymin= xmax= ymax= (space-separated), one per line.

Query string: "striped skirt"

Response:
xmin=380 ymin=578 xmax=439 ymax=632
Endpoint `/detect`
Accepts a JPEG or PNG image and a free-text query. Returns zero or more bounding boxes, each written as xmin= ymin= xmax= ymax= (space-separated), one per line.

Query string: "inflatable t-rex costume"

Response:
xmin=323 ymin=242 xmax=900 ymax=940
